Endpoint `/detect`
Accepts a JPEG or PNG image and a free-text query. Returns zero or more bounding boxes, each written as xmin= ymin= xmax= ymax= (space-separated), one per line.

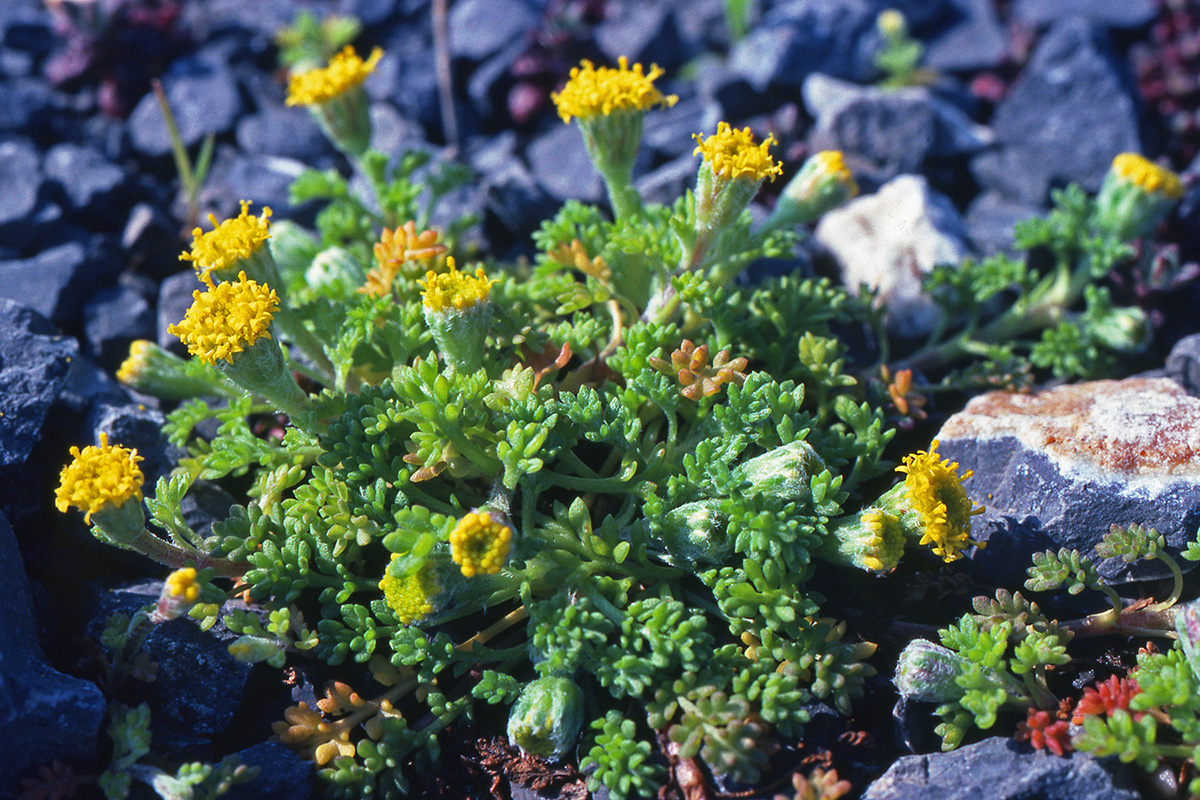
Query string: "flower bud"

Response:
xmin=824 ymin=507 xmax=906 ymax=573
xmin=734 ymin=440 xmax=826 ymax=500
xmin=116 ymin=340 xmax=236 ymax=400
xmin=1094 ymin=153 xmax=1183 ymax=241
xmin=894 ymin=639 xmax=969 ymax=702
xmin=766 ymin=150 xmax=858 ymax=230
xmin=658 ymin=499 xmax=730 ymax=566
xmin=1087 ymin=297 xmax=1150 ymax=354
xmin=507 ymin=675 xmax=585 ymax=761
xmin=228 ymin=635 xmax=286 ymax=665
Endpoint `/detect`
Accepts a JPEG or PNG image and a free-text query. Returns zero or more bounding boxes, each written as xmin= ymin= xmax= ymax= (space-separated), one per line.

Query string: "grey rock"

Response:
xmin=367 ymin=40 xmax=442 ymax=135
xmin=223 ymin=742 xmax=314 ymax=800
xmin=803 ymin=74 xmax=990 ymax=186
xmin=480 ymin=158 xmax=557 ymax=259
xmin=0 ymin=300 xmax=76 ymax=522
xmin=1012 ymin=0 xmax=1158 ymax=30
xmin=236 ymin=105 xmax=337 ymax=165
xmin=83 ymin=285 xmax=156 ymax=372
xmin=127 ymin=59 xmax=244 ymax=159
xmin=201 ymin=147 xmax=315 ymax=224
xmin=864 ymin=737 xmax=1139 ymax=800
xmin=729 ymin=0 xmax=880 ymax=92
xmin=525 ymin=123 xmax=604 ymax=204
xmin=973 ymin=18 xmax=1143 ymax=205
xmin=122 ymin=202 xmax=182 ymax=279
xmin=0 ymin=78 xmax=53 ymax=135
xmin=965 ymin=191 xmax=1042 ymax=256
xmin=594 ymin=1 xmax=687 ymax=73
xmin=936 ymin=377 xmax=1200 ymax=586
xmin=0 ymin=137 xmax=41 ymax=234
xmin=89 ymin=398 xmax=173 ymax=488
xmin=643 ymin=96 xmax=720 ymax=162
xmin=923 ymin=0 xmax=1008 ymax=72
xmin=465 ymin=38 xmax=528 ymax=124
xmin=43 ymin=142 xmax=130 ymax=226
xmin=448 ymin=0 xmax=540 ymax=62
xmin=0 ymin=510 xmax=106 ymax=788
xmin=158 ymin=270 xmax=202 ymax=355
xmin=0 ymin=241 xmax=122 ymax=326
xmin=816 ymin=175 xmax=972 ymax=337
xmin=1165 ymin=334 xmax=1200 ymax=397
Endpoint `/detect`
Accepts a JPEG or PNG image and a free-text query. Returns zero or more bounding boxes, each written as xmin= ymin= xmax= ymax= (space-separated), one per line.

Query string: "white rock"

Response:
xmin=815 ymin=174 xmax=972 ymax=337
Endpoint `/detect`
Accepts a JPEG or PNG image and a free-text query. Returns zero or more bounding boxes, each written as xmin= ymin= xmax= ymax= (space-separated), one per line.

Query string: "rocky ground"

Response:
xmin=3 ymin=0 xmax=1200 ymax=797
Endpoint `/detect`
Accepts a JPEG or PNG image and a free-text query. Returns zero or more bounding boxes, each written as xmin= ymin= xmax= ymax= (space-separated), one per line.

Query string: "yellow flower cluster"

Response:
xmin=55 ymin=432 xmax=145 ymax=522
xmin=380 ymin=557 xmax=438 ymax=624
xmin=693 ymin=122 xmax=782 ymax=183
xmin=169 ymin=271 xmax=279 ymax=365
xmin=180 ymin=201 xmax=272 ymax=274
xmin=420 ymin=257 xmax=497 ymax=313
xmin=1111 ymin=152 xmax=1183 ymax=199
xmin=286 ymin=45 xmax=383 ymax=107
xmin=449 ymin=511 xmax=513 ymax=577
xmin=896 ymin=440 xmax=984 ymax=562
xmin=552 ymin=56 xmax=677 ymax=123
xmin=164 ymin=567 xmax=201 ymax=604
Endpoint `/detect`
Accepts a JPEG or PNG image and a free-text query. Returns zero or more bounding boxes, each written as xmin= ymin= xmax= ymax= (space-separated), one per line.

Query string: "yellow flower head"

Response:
xmin=552 ymin=56 xmax=678 ymax=123
xmin=169 ymin=271 xmax=279 ymax=365
xmin=380 ymin=555 xmax=438 ymax=624
xmin=693 ymin=122 xmax=783 ymax=183
xmin=1111 ymin=153 xmax=1183 ymax=199
xmin=180 ymin=201 xmax=272 ymax=274
xmin=896 ymin=440 xmax=985 ymax=562
xmin=449 ymin=511 xmax=513 ymax=577
xmin=116 ymin=339 xmax=154 ymax=385
xmin=164 ymin=567 xmax=201 ymax=605
xmin=877 ymin=8 xmax=907 ymax=39
xmin=420 ymin=257 xmax=497 ymax=313
xmin=286 ymin=45 xmax=383 ymax=107
xmin=55 ymin=432 xmax=145 ymax=523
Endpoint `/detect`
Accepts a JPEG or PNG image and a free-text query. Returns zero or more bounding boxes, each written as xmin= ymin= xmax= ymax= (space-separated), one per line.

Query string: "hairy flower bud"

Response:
xmin=766 ymin=150 xmax=859 ymax=231
xmin=507 ymin=675 xmax=585 ymax=761
xmin=734 ymin=440 xmax=826 ymax=500
xmin=658 ymin=499 xmax=730 ymax=566
xmin=894 ymin=639 xmax=970 ymax=702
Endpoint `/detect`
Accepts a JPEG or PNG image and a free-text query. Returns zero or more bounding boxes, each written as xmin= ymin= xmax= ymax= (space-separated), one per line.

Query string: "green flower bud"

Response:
xmin=507 ymin=675 xmax=585 ymax=762
xmin=894 ymin=639 xmax=970 ymax=703
xmin=228 ymin=635 xmax=286 ymax=665
xmin=765 ymin=151 xmax=859 ymax=231
xmin=734 ymin=440 xmax=826 ymax=500
xmin=1088 ymin=302 xmax=1150 ymax=354
xmin=658 ymin=499 xmax=730 ymax=566
xmin=116 ymin=340 xmax=237 ymax=400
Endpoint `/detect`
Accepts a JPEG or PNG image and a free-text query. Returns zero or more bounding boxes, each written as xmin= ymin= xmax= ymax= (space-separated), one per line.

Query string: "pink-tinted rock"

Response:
xmin=935 ymin=377 xmax=1200 ymax=584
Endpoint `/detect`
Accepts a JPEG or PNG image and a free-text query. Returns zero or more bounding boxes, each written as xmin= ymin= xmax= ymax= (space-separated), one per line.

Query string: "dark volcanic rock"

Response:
xmin=972 ymin=18 xmax=1143 ymax=205
xmin=201 ymin=147 xmax=315 ymax=224
xmin=803 ymin=74 xmax=988 ymax=186
xmin=158 ymin=270 xmax=201 ymax=355
xmin=0 ymin=510 xmax=106 ymax=789
xmin=448 ymin=0 xmax=540 ymax=62
xmin=236 ymin=105 xmax=337 ymax=165
xmin=965 ymin=191 xmax=1043 ymax=255
xmin=127 ymin=58 xmax=244 ymax=159
xmin=923 ymin=0 xmax=1008 ymax=73
xmin=525 ymin=123 xmax=604 ymax=204
xmin=82 ymin=284 xmax=156 ymax=372
xmin=594 ymin=1 xmax=687 ymax=72
xmin=0 ymin=137 xmax=42 ymax=237
xmin=1165 ymin=334 xmax=1200 ymax=398
xmin=863 ymin=737 xmax=1139 ymax=800
xmin=0 ymin=241 xmax=122 ymax=327
xmin=43 ymin=142 xmax=131 ymax=227
xmin=729 ymin=0 xmax=880 ymax=92
xmin=935 ymin=377 xmax=1200 ymax=586
xmin=0 ymin=300 xmax=76 ymax=522
xmin=0 ymin=77 xmax=54 ymax=135
xmin=1012 ymin=0 xmax=1158 ymax=30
